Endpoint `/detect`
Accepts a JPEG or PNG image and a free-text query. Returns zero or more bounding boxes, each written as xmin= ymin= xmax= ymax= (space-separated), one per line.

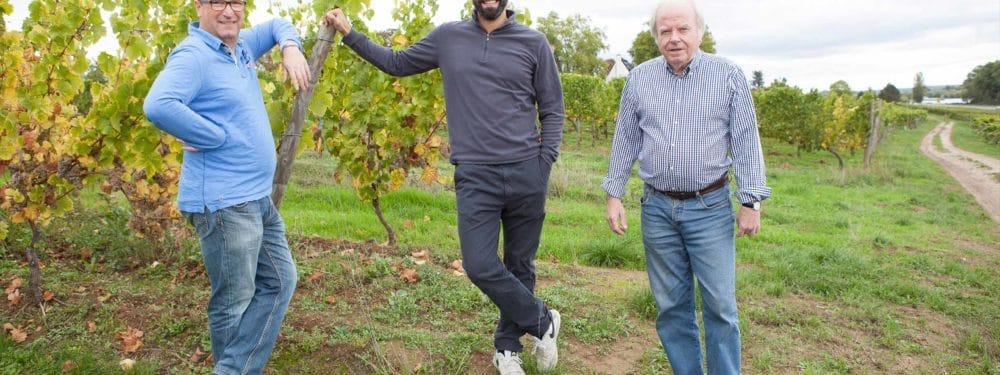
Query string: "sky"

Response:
xmin=6 ymin=0 xmax=999 ymax=91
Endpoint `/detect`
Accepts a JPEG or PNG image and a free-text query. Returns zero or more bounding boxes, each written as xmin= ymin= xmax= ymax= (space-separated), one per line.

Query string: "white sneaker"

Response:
xmin=531 ymin=309 xmax=561 ymax=371
xmin=492 ymin=350 xmax=526 ymax=375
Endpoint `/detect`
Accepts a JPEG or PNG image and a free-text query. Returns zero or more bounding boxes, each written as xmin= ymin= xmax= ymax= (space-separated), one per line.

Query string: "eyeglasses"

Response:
xmin=202 ymin=0 xmax=245 ymax=11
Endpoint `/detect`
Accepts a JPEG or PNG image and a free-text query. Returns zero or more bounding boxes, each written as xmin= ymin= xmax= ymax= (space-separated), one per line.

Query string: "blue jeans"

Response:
xmin=640 ymin=185 xmax=739 ymax=375
xmin=454 ymin=156 xmax=553 ymax=352
xmin=183 ymin=196 xmax=298 ymax=375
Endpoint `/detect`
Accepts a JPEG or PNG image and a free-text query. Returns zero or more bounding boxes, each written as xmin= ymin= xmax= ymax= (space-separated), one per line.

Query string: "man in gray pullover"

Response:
xmin=325 ymin=1 xmax=564 ymax=373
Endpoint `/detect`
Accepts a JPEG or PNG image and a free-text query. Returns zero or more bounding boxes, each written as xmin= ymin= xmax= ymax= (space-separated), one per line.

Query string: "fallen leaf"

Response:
xmin=400 ymin=268 xmax=418 ymax=283
xmin=449 ymin=260 xmax=463 ymax=271
xmin=75 ymin=286 xmax=87 ymax=293
xmin=403 ymin=219 xmax=415 ymax=228
xmin=324 ymin=295 xmax=337 ymax=304
xmin=306 ymin=269 xmax=324 ymax=283
xmin=119 ymin=358 xmax=135 ymax=370
xmin=412 ymin=363 xmax=423 ymax=373
xmin=410 ymin=250 xmax=429 ymax=265
xmin=86 ymin=321 xmax=96 ymax=333
xmin=62 ymin=360 xmax=76 ymax=373
xmin=42 ymin=290 xmax=54 ymax=302
xmin=80 ymin=248 xmax=92 ymax=259
xmin=189 ymin=347 xmax=206 ymax=362
xmin=9 ymin=327 xmax=27 ymax=342
xmin=5 ymin=277 xmax=21 ymax=294
xmin=2 ymin=323 xmax=13 ymax=331
xmin=423 ymin=214 xmax=431 ymax=221
xmin=97 ymin=293 xmax=112 ymax=303
xmin=7 ymin=289 xmax=22 ymax=306
xmin=116 ymin=326 xmax=144 ymax=353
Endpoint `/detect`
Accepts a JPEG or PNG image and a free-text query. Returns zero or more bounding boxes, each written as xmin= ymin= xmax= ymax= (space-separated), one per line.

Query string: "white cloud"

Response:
xmin=6 ymin=0 xmax=998 ymax=91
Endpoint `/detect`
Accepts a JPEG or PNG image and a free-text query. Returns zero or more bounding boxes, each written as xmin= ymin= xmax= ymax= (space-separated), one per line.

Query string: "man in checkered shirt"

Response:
xmin=602 ymin=0 xmax=771 ymax=373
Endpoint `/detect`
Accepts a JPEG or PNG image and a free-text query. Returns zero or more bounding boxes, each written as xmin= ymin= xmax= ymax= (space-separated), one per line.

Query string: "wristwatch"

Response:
xmin=741 ymin=201 xmax=761 ymax=211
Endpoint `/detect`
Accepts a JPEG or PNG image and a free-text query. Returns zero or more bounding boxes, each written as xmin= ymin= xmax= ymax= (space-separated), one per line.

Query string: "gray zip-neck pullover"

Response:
xmin=341 ymin=10 xmax=565 ymax=165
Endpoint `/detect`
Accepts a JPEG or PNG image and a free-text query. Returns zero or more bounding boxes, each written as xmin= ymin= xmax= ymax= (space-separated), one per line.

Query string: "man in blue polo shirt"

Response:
xmin=143 ymin=0 xmax=310 ymax=373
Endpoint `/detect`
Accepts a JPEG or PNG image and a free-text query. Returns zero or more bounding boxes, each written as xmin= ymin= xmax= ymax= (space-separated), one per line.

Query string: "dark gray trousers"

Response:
xmin=454 ymin=156 xmax=554 ymax=352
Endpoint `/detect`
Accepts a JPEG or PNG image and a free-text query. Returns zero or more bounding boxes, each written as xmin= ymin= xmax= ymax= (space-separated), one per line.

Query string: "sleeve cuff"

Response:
xmin=281 ymin=39 xmax=302 ymax=53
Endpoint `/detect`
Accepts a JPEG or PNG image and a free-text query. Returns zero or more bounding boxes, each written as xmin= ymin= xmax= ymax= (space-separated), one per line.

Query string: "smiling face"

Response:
xmin=654 ymin=2 xmax=702 ymax=74
xmin=472 ymin=0 xmax=508 ymax=21
xmin=196 ymin=0 xmax=243 ymax=48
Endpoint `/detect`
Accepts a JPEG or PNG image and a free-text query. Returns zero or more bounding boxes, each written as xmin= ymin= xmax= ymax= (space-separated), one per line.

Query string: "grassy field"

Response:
xmin=1 ymin=118 xmax=998 ymax=374
xmin=950 ymin=119 xmax=1000 ymax=159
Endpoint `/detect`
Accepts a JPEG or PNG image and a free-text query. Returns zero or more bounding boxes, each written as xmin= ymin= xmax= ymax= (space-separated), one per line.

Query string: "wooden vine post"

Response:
xmin=272 ymin=23 xmax=337 ymax=209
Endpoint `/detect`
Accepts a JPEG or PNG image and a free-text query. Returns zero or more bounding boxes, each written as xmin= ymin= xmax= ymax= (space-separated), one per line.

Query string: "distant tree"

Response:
xmin=628 ymin=30 xmax=658 ymax=64
xmin=628 ymin=23 xmax=717 ymax=64
xmin=912 ymin=72 xmax=927 ymax=103
xmin=700 ymin=27 xmax=716 ymax=54
xmin=878 ymin=83 xmax=901 ymax=102
xmin=962 ymin=60 xmax=1000 ymax=105
xmin=829 ymin=80 xmax=852 ymax=96
xmin=537 ymin=12 xmax=608 ymax=75
xmin=752 ymin=70 xmax=765 ymax=89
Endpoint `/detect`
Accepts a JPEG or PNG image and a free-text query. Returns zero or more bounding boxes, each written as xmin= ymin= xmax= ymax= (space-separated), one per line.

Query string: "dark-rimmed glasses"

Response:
xmin=202 ymin=0 xmax=245 ymax=11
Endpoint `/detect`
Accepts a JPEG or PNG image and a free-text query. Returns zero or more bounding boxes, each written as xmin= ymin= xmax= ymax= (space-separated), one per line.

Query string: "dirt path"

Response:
xmin=919 ymin=122 xmax=1000 ymax=223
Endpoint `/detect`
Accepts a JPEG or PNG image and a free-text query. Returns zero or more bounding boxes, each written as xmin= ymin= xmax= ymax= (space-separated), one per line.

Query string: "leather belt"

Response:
xmin=652 ymin=173 xmax=729 ymax=200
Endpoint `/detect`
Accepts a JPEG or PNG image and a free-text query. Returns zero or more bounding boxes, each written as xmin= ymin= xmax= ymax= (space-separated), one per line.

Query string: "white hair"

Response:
xmin=649 ymin=0 xmax=706 ymax=39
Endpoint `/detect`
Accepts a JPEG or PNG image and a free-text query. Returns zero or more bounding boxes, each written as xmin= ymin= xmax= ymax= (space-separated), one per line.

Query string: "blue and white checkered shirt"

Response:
xmin=602 ymin=52 xmax=771 ymax=205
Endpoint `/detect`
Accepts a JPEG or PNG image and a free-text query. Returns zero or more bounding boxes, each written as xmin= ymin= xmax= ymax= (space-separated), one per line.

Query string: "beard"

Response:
xmin=473 ymin=0 xmax=508 ymax=21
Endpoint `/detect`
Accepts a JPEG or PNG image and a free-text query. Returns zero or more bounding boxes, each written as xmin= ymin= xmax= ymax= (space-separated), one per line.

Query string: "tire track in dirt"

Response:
xmin=919 ymin=122 xmax=1000 ymax=223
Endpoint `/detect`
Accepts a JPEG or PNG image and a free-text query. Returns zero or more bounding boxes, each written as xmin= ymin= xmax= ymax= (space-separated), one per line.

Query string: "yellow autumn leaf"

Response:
xmin=392 ymin=34 xmax=409 ymax=47
xmin=420 ymin=166 xmax=437 ymax=185
xmin=22 ymin=207 xmax=39 ymax=222
xmin=263 ymin=81 xmax=276 ymax=95
xmin=428 ymin=135 xmax=442 ymax=148
xmin=389 ymin=168 xmax=406 ymax=191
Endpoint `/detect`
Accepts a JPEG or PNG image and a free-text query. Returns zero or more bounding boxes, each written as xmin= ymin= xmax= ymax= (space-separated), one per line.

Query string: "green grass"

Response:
xmin=1 ymin=119 xmax=998 ymax=373
xmin=951 ymin=119 xmax=1000 ymax=158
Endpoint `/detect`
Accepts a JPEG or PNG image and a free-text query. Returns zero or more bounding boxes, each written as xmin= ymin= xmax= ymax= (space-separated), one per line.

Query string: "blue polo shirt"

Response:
xmin=144 ymin=20 xmax=301 ymax=213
